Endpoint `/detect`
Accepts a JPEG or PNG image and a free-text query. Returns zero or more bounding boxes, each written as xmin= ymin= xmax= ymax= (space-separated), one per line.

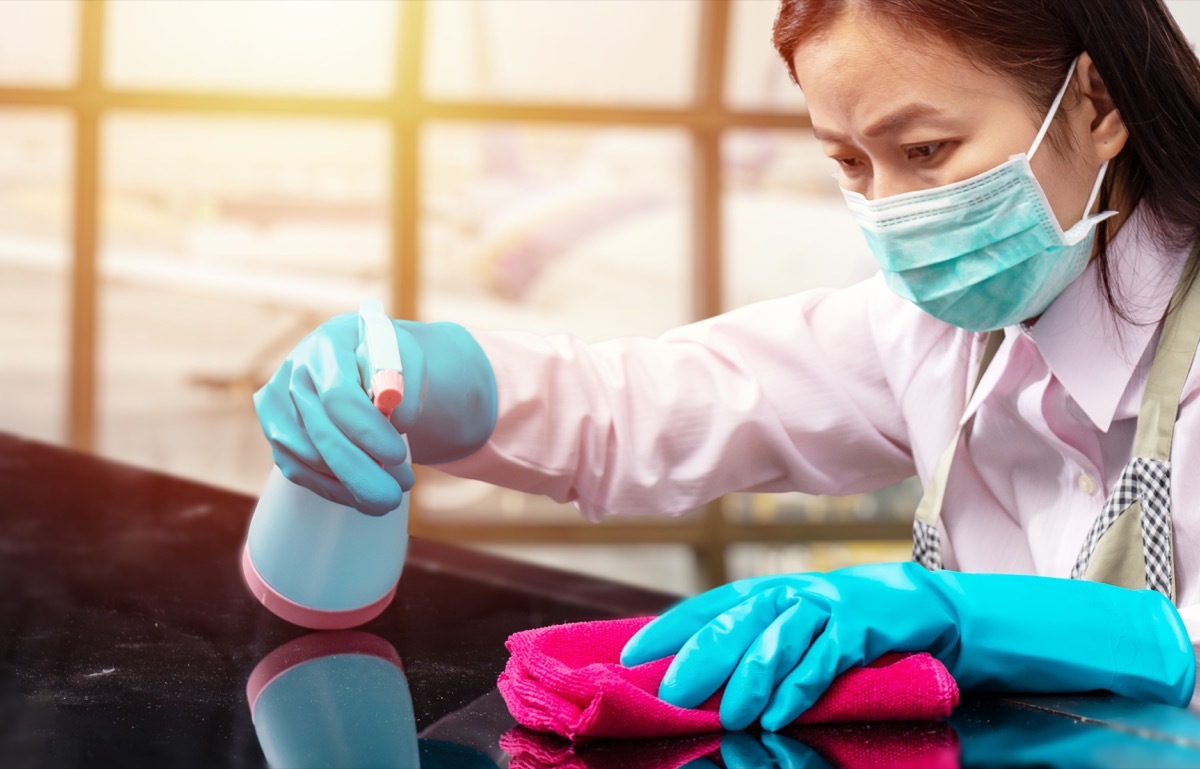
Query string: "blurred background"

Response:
xmin=4 ymin=0 xmax=1200 ymax=596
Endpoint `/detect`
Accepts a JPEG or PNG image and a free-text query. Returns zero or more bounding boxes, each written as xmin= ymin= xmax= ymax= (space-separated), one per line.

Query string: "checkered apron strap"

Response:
xmin=1071 ymin=240 xmax=1200 ymax=602
xmin=1070 ymin=458 xmax=1173 ymax=596
xmin=1138 ymin=458 xmax=1176 ymax=596
xmin=912 ymin=519 xmax=942 ymax=570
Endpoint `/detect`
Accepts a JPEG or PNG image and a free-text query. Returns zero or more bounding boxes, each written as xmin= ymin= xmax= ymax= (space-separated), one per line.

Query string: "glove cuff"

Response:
xmin=930 ymin=568 xmax=1196 ymax=707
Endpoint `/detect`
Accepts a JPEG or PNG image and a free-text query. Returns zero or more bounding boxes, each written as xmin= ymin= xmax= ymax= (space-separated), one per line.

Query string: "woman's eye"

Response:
xmin=906 ymin=143 xmax=942 ymax=160
xmin=834 ymin=156 xmax=863 ymax=171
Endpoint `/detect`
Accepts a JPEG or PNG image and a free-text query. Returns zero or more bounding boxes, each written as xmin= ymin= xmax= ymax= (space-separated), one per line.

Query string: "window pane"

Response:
xmin=421 ymin=123 xmax=690 ymax=336
xmin=727 ymin=541 xmax=914 ymax=581
xmin=722 ymin=130 xmax=875 ymax=310
xmin=725 ymin=0 xmax=805 ymax=113
xmin=418 ymin=121 xmax=692 ymax=523
xmin=0 ymin=1 xmax=79 ymax=86
xmin=0 ymin=111 xmax=72 ymax=443
xmin=473 ymin=544 xmax=699 ymax=596
xmin=105 ymin=0 xmax=397 ymax=96
xmin=98 ymin=114 xmax=391 ymax=492
xmin=724 ymin=479 xmax=923 ymax=526
xmin=423 ymin=0 xmax=699 ymax=105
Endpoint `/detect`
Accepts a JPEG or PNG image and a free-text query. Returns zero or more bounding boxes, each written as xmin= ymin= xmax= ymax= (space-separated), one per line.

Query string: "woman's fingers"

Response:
xmin=718 ymin=595 xmax=829 ymax=730
xmin=760 ymin=623 xmax=852 ymax=732
xmin=655 ymin=588 xmax=793 ymax=709
xmin=621 ymin=576 xmax=796 ymax=667
xmin=293 ymin=375 xmax=402 ymax=515
xmin=272 ymin=442 xmax=360 ymax=508
xmin=386 ymin=457 xmax=416 ymax=493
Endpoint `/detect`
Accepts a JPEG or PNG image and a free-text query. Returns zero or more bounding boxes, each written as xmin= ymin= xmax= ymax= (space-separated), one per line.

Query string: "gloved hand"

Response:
xmin=620 ymin=561 xmax=1195 ymax=731
xmin=254 ymin=313 xmax=498 ymax=515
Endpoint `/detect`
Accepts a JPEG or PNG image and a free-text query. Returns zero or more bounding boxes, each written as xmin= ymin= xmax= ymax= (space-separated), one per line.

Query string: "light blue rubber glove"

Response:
xmin=254 ymin=313 xmax=498 ymax=515
xmin=620 ymin=561 xmax=1196 ymax=731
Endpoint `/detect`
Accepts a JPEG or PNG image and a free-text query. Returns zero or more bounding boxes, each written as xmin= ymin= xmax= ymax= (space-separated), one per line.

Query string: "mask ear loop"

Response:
xmin=1029 ymin=57 xmax=1111 ymax=222
xmin=1028 ymin=57 xmax=1080 ymax=161
xmin=1082 ymin=159 xmax=1110 ymax=219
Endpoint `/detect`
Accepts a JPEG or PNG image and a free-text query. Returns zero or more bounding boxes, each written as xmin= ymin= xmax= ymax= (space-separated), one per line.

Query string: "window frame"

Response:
xmin=0 ymin=0 xmax=910 ymax=588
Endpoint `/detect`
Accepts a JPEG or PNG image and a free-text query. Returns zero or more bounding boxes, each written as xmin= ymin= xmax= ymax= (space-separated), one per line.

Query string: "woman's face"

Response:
xmin=793 ymin=10 xmax=1114 ymax=230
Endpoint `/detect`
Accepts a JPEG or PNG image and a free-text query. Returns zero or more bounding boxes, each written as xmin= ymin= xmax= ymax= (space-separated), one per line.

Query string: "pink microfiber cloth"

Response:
xmin=498 ymin=616 xmax=959 ymax=741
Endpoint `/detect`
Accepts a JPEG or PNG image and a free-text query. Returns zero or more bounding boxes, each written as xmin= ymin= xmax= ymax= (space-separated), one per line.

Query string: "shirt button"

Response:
xmin=1078 ymin=474 xmax=1099 ymax=496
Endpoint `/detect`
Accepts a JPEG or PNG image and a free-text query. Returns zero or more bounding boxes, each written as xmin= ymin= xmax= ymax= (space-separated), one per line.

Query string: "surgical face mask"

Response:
xmin=841 ymin=58 xmax=1115 ymax=331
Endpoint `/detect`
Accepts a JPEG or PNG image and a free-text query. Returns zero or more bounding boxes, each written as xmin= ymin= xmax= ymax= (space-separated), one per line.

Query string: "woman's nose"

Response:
xmin=871 ymin=172 xmax=912 ymax=201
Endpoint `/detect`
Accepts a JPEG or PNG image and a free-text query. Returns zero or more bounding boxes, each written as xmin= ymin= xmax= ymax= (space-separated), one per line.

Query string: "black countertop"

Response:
xmin=5 ymin=430 xmax=1200 ymax=768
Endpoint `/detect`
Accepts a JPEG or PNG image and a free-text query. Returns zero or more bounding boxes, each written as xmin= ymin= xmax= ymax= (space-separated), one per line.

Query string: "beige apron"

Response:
xmin=912 ymin=244 xmax=1200 ymax=602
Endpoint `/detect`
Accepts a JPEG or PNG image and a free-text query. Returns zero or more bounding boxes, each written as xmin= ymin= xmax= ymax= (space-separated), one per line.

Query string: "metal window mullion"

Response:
xmin=68 ymin=107 xmax=98 ymax=451
xmin=394 ymin=0 xmax=423 ymax=321
xmin=67 ymin=0 xmax=105 ymax=451
xmin=393 ymin=121 xmax=419 ymax=321
xmin=0 ymin=85 xmax=811 ymax=130
xmin=396 ymin=1 xmax=427 ymax=528
xmin=693 ymin=0 xmax=731 ymax=589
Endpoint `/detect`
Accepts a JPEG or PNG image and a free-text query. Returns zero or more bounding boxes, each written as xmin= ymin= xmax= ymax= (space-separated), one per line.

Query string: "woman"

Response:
xmin=255 ymin=0 xmax=1200 ymax=729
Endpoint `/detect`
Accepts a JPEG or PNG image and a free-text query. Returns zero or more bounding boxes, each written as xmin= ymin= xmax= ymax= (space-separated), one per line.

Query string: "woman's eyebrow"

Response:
xmin=812 ymin=102 xmax=950 ymax=143
xmin=811 ymin=124 xmax=848 ymax=143
xmin=862 ymin=103 xmax=946 ymax=137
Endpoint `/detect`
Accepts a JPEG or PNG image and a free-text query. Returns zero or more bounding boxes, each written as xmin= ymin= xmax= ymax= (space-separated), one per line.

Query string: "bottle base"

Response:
xmin=241 ymin=544 xmax=398 ymax=630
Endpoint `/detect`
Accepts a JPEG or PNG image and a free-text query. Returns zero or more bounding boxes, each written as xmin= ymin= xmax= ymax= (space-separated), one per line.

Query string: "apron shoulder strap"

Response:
xmin=1133 ymin=240 xmax=1200 ymax=460
xmin=914 ymin=330 xmax=1003 ymax=527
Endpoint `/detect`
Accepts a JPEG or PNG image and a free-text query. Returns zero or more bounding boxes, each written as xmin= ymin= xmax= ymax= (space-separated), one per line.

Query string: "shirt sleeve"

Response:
xmin=433 ymin=273 xmax=961 ymax=521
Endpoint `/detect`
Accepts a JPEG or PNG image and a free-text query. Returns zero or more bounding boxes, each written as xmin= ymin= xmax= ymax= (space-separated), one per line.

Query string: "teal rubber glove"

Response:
xmin=254 ymin=313 xmax=498 ymax=515
xmin=620 ymin=561 xmax=1195 ymax=731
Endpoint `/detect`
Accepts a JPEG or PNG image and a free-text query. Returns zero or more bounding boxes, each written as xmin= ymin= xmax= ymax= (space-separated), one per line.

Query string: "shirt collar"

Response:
xmin=1025 ymin=205 xmax=1189 ymax=432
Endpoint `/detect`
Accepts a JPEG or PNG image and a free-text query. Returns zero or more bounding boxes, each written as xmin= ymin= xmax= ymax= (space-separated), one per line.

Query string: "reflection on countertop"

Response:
xmin=246 ymin=631 xmax=500 ymax=769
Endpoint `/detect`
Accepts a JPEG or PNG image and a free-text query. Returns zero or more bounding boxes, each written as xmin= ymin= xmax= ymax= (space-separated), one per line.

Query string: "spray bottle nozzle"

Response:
xmin=359 ymin=299 xmax=405 ymax=417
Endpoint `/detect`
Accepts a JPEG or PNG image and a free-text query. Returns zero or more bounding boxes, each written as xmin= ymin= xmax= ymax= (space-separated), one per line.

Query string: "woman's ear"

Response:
xmin=1077 ymin=51 xmax=1129 ymax=162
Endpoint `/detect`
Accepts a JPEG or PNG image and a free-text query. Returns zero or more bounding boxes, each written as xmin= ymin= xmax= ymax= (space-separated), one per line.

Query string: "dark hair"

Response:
xmin=773 ymin=0 xmax=1200 ymax=320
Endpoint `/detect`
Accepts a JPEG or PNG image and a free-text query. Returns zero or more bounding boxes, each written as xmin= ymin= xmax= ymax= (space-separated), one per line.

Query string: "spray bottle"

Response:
xmin=241 ymin=300 xmax=410 ymax=630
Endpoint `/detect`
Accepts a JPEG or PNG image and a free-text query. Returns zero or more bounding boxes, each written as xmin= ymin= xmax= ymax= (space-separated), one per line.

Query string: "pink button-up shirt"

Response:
xmin=438 ymin=205 xmax=1200 ymax=693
